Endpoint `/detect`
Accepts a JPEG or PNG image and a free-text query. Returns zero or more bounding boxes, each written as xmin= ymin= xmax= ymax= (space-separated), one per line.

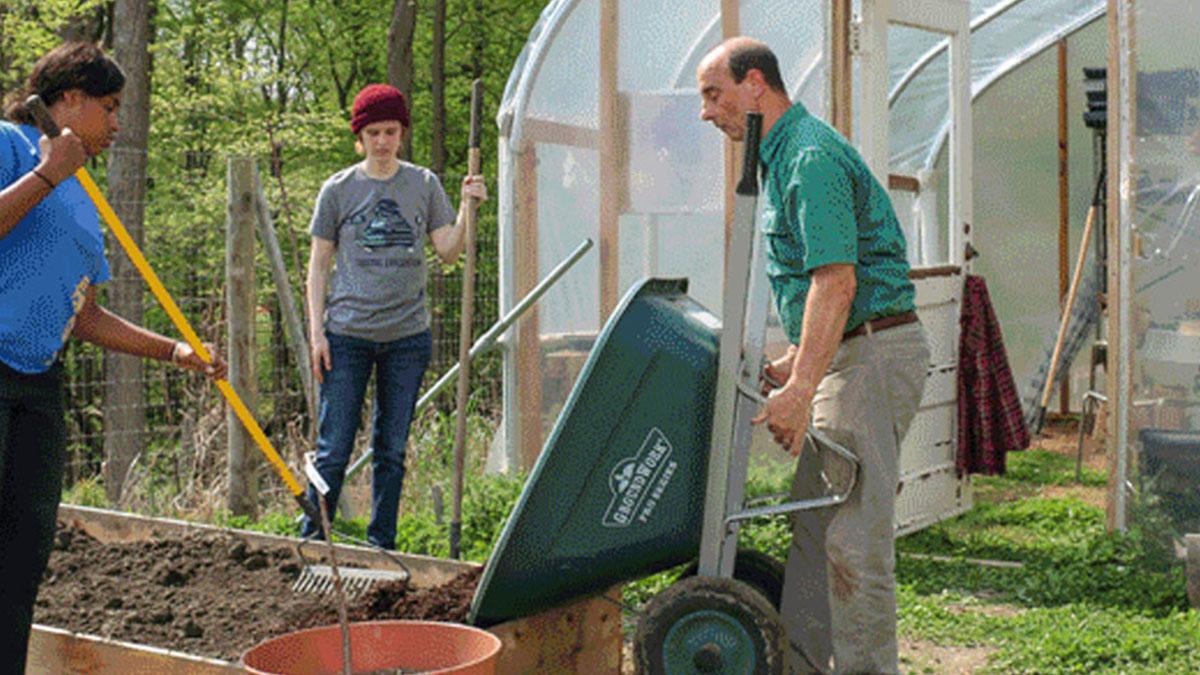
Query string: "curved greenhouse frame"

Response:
xmin=489 ymin=0 xmax=1200 ymax=538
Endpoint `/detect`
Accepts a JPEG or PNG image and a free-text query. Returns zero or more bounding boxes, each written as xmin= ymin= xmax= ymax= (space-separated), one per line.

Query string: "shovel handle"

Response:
xmin=450 ymin=79 xmax=485 ymax=559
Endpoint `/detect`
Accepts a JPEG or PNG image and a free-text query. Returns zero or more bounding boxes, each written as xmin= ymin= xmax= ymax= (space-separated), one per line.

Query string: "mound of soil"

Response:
xmin=34 ymin=523 xmax=480 ymax=662
xmin=285 ymin=569 xmax=481 ymax=632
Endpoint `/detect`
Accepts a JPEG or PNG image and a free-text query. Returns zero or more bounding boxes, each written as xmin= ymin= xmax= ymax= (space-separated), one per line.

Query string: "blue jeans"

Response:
xmin=301 ymin=330 xmax=431 ymax=549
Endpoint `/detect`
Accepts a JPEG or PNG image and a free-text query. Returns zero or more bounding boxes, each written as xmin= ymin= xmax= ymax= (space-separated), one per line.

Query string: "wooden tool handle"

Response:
xmin=1039 ymin=210 xmax=1096 ymax=409
xmin=24 ymin=96 xmax=61 ymax=137
xmin=450 ymin=79 xmax=485 ymax=559
xmin=1039 ymin=171 xmax=1106 ymax=412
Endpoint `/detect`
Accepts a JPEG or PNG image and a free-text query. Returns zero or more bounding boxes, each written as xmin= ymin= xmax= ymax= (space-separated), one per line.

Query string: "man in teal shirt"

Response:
xmin=698 ymin=38 xmax=930 ymax=674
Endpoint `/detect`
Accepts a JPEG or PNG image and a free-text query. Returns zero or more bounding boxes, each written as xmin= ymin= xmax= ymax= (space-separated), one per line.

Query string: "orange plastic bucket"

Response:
xmin=242 ymin=620 xmax=502 ymax=675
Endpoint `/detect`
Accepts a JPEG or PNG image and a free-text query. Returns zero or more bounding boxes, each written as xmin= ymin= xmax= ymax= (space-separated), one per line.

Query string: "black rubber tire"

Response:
xmin=634 ymin=575 xmax=785 ymax=675
xmin=679 ymin=548 xmax=786 ymax=610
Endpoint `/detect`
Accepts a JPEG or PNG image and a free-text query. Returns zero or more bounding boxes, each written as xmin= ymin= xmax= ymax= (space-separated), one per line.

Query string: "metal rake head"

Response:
xmin=292 ymin=564 xmax=409 ymax=600
xmin=291 ymin=535 xmax=412 ymax=600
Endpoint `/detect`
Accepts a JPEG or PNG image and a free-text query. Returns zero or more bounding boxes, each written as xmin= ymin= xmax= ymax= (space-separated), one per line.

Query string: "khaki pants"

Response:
xmin=781 ymin=322 xmax=929 ymax=675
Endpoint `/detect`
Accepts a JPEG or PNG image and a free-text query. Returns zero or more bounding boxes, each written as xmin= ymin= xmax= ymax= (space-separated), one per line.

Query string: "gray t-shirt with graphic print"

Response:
xmin=310 ymin=162 xmax=456 ymax=342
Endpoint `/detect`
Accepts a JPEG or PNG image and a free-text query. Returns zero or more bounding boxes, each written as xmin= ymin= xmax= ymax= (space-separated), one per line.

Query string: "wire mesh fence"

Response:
xmin=59 ymin=150 xmax=503 ymax=514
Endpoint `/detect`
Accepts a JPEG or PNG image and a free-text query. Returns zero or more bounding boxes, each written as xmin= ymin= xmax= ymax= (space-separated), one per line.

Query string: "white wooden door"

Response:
xmin=855 ymin=0 xmax=975 ymax=534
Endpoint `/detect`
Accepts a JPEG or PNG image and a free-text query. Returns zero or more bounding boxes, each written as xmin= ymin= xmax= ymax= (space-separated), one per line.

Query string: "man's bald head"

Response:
xmin=696 ymin=37 xmax=790 ymax=142
xmin=702 ymin=37 xmax=788 ymax=95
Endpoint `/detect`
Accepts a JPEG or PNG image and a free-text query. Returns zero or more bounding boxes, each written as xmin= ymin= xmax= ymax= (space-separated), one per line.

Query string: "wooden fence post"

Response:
xmin=227 ymin=157 xmax=259 ymax=517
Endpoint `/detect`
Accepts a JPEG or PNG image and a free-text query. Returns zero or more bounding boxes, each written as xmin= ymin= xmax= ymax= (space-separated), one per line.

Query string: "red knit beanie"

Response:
xmin=350 ymin=84 xmax=410 ymax=134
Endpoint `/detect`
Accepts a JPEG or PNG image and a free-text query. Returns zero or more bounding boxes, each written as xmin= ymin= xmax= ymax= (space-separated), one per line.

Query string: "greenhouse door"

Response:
xmin=854 ymin=0 xmax=975 ymax=533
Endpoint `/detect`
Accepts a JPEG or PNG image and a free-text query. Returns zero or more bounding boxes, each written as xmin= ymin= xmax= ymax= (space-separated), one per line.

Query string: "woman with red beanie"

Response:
xmin=301 ymin=83 xmax=487 ymax=548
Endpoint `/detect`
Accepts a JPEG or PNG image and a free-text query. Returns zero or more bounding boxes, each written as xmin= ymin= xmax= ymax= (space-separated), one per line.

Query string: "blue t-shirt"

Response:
xmin=0 ymin=122 xmax=110 ymax=374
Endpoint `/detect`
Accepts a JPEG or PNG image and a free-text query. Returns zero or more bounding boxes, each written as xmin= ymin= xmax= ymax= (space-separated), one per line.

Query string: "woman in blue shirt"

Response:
xmin=0 ymin=43 xmax=226 ymax=673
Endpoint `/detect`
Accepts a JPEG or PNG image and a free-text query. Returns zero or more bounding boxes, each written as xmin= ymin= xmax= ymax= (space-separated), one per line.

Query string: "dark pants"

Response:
xmin=301 ymin=330 xmax=431 ymax=549
xmin=0 ymin=361 xmax=65 ymax=674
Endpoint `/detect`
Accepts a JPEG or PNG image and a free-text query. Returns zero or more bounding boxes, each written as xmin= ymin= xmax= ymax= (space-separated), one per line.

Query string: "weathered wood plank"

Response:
xmin=226 ymin=157 xmax=259 ymax=517
xmin=489 ymin=588 xmax=623 ymax=674
xmin=29 ymin=625 xmax=242 ymax=674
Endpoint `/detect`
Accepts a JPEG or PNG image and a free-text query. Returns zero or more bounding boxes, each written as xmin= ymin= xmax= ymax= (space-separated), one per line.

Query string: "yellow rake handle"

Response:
xmin=27 ymin=96 xmax=308 ymax=504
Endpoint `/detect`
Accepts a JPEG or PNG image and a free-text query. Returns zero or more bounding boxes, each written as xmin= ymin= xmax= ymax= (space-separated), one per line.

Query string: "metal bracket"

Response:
xmin=850 ymin=16 xmax=866 ymax=55
xmin=725 ymin=428 xmax=860 ymax=528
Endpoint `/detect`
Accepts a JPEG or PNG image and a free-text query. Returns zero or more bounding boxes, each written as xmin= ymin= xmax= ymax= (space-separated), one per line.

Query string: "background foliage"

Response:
xmin=3 ymin=0 xmax=549 ymax=513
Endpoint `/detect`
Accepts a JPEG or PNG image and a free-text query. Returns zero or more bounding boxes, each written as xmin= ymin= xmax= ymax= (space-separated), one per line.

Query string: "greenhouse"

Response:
xmin=492 ymin=0 xmax=1200 ymax=536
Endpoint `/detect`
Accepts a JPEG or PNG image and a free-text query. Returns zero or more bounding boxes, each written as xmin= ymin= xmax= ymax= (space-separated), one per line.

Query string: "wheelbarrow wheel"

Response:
xmin=680 ymin=548 xmax=785 ymax=609
xmin=635 ymin=575 xmax=785 ymax=675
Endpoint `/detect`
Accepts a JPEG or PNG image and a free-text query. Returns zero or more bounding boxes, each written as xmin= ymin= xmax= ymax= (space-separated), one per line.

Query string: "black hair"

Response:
xmin=727 ymin=42 xmax=787 ymax=94
xmin=5 ymin=42 xmax=126 ymax=125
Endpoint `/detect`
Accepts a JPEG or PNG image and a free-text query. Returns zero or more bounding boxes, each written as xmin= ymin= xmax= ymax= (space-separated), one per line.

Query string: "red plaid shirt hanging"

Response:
xmin=957 ymin=275 xmax=1030 ymax=475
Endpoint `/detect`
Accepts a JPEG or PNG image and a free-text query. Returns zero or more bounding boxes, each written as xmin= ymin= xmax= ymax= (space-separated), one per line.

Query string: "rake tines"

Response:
xmin=292 ymin=565 xmax=408 ymax=600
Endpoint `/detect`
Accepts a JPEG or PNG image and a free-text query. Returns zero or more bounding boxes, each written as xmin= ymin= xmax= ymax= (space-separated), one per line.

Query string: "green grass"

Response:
xmin=971 ymin=447 xmax=1106 ymax=504
xmin=898 ymin=587 xmax=1200 ymax=674
xmin=212 ymin=462 xmax=525 ymax=565
xmin=892 ymin=450 xmax=1197 ymax=673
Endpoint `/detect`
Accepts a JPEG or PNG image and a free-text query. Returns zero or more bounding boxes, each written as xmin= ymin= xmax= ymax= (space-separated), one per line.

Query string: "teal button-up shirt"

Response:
xmin=759 ymin=103 xmax=915 ymax=342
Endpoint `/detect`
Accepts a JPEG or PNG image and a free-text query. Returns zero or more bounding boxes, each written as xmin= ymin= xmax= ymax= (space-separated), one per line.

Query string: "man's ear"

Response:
xmin=746 ymin=69 xmax=768 ymax=99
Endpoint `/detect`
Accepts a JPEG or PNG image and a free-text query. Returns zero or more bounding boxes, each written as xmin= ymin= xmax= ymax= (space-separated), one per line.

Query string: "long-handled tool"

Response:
xmin=27 ymin=95 xmax=319 ymax=523
xmin=450 ymin=79 xmax=485 ymax=559
xmin=1033 ymin=169 xmax=1106 ymax=433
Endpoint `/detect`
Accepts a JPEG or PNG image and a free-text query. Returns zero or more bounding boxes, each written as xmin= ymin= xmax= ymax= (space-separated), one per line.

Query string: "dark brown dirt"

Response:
xmin=34 ymin=523 xmax=480 ymax=662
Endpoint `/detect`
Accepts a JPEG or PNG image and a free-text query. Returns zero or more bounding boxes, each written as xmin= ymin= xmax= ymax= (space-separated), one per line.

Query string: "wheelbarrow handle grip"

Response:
xmin=736 ymin=381 xmax=860 ymax=470
xmin=734 ymin=381 xmax=859 ymax=466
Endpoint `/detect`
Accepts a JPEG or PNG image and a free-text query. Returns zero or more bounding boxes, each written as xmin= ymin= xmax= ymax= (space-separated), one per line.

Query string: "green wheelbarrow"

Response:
xmin=470 ymin=114 xmax=859 ymax=674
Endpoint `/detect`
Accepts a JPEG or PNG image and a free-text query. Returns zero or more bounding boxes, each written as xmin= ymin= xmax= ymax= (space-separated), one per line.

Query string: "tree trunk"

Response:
xmin=387 ymin=0 xmax=418 ymax=160
xmin=275 ymin=0 xmax=289 ymax=113
xmin=103 ymin=0 xmax=151 ymax=505
xmin=58 ymin=3 xmax=106 ymax=44
xmin=431 ymin=0 xmax=446 ymax=176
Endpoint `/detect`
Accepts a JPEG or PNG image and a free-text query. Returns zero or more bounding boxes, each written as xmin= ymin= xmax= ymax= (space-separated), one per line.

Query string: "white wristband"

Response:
xmin=170 ymin=341 xmax=183 ymax=365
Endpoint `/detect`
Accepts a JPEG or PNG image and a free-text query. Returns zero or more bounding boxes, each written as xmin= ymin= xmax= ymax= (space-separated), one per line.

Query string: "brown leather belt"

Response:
xmin=843 ymin=310 xmax=919 ymax=340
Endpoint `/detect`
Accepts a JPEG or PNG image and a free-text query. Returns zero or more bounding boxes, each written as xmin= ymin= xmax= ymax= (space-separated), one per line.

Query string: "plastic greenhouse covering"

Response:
xmin=493 ymin=0 xmax=1118 ymax=492
xmin=1115 ymin=0 xmax=1200 ymax=535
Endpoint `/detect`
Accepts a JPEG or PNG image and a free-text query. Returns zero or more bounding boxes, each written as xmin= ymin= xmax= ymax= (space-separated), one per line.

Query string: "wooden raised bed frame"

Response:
xmin=30 ymin=505 xmax=622 ymax=674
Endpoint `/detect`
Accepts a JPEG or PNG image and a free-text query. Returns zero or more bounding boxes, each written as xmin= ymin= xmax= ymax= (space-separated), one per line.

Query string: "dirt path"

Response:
xmin=1031 ymin=416 xmax=1109 ymax=474
xmin=901 ymin=639 xmax=997 ymax=674
xmin=1030 ymin=417 xmax=1109 ymax=508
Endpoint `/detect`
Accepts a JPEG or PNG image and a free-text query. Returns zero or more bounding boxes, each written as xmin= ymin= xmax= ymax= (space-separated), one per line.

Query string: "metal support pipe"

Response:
xmin=343 ymin=239 xmax=593 ymax=482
